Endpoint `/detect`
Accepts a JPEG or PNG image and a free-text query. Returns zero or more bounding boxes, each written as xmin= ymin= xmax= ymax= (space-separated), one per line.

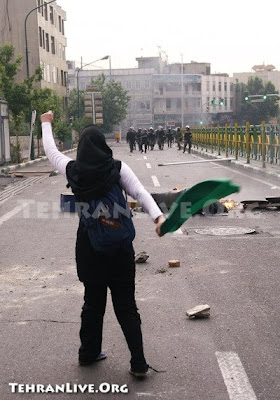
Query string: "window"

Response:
xmin=218 ymin=82 xmax=222 ymax=91
xmin=224 ymin=82 xmax=227 ymax=92
xmin=50 ymin=6 xmax=54 ymax=24
xmin=62 ymin=19 xmax=65 ymax=35
xmin=41 ymin=61 xmax=46 ymax=80
xmin=42 ymin=29 xmax=45 ymax=49
xmin=51 ymin=36 xmax=55 ymax=54
xmin=52 ymin=66 xmax=57 ymax=83
xmin=64 ymin=72 xmax=67 ymax=87
xmin=166 ymin=98 xmax=171 ymax=110
xmin=58 ymin=16 xmax=62 ymax=32
xmin=212 ymin=82 xmax=216 ymax=91
xmin=39 ymin=27 xmax=42 ymax=47
xmin=45 ymin=33 xmax=49 ymax=52
xmin=61 ymin=70 xmax=64 ymax=86
xmin=44 ymin=2 xmax=48 ymax=21
xmin=145 ymin=80 xmax=149 ymax=89
xmin=37 ymin=0 xmax=42 ymax=11
xmin=46 ymin=64 xmax=50 ymax=82
xmin=62 ymin=45 xmax=65 ymax=60
xmin=176 ymin=98 xmax=181 ymax=109
xmin=206 ymin=81 xmax=210 ymax=91
xmin=146 ymin=101 xmax=150 ymax=110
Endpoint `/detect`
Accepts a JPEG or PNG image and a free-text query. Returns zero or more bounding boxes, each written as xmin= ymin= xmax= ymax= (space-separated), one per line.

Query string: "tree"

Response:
xmin=91 ymin=74 xmax=130 ymax=132
xmin=239 ymin=77 xmax=279 ymax=124
xmin=67 ymin=88 xmax=84 ymax=120
xmin=31 ymin=87 xmax=63 ymax=157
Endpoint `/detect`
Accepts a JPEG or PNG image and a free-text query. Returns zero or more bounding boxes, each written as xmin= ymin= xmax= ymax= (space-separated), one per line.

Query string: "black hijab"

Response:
xmin=66 ymin=124 xmax=121 ymax=200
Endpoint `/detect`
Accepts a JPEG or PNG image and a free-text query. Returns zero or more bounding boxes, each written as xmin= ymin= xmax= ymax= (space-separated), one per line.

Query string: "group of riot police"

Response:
xmin=126 ymin=125 xmax=192 ymax=154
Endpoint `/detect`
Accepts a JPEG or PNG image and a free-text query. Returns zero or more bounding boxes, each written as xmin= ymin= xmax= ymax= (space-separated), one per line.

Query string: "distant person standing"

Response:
xmin=136 ymin=128 xmax=142 ymax=151
xmin=140 ymin=129 xmax=148 ymax=153
xmin=147 ymin=127 xmax=156 ymax=150
xmin=183 ymin=125 xmax=192 ymax=154
xmin=166 ymin=128 xmax=173 ymax=148
xmin=156 ymin=126 xmax=165 ymax=150
xmin=126 ymin=127 xmax=136 ymax=153
xmin=175 ymin=127 xmax=182 ymax=150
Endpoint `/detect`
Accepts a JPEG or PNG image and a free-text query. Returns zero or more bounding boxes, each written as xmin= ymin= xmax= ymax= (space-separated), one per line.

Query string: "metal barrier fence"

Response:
xmin=191 ymin=122 xmax=279 ymax=167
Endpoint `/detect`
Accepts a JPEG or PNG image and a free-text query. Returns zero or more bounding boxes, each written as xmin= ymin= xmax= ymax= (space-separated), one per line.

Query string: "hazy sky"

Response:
xmin=57 ymin=0 xmax=280 ymax=76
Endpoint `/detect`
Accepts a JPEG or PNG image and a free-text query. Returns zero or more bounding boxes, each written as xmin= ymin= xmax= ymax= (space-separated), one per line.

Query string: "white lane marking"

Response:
xmin=143 ymin=156 xmax=147 ymax=160
xmin=146 ymin=163 xmax=152 ymax=169
xmin=51 ymin=180 xmax=58 ymax=185
xmin=151 ymin=175 xmax=160 ymax=187
xmin=216 ymin=352 xmax=257 ymax=400
xmin=0 ymin=202 xmax=30 ymax=227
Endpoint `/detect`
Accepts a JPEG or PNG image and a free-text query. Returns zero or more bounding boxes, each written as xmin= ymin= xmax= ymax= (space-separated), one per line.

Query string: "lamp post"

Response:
xmin=24 ymin=0 xmax=56 ymax=160
xmin=77 ymin=55 xmax=110 ymax=118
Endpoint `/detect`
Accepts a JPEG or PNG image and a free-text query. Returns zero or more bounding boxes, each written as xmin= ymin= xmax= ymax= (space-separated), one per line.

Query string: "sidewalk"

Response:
xmin=191 ymin=146 xmax=280 ymax=181
xmin=0 ymin=148 xmax=77 ymax=175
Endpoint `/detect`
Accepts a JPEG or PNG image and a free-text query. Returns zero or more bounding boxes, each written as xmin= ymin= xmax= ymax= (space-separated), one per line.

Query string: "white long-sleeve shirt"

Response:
xmin=42 ymin=122 xmax=163 ymax=221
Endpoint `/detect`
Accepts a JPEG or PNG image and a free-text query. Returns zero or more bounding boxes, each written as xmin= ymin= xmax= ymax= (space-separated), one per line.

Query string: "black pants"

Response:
xmin=128 ymin=140 xmax=135 ymax=152
xmin=79 ymin=278 xmax=146 ymax=370
xmin=76 ymin=226 xmax=147 ymax=370
xmin=183 ymin=142 xmax=191 ymax=153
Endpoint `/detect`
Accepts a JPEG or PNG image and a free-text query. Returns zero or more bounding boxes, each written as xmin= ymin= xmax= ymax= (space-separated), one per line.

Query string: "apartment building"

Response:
xmin=233 ymin=64 xmax=280 ymax=93
xmin=67 ymin=57 xmax=235 ymax=131
xmin=0 ymin=0 xmax=67 ymax=99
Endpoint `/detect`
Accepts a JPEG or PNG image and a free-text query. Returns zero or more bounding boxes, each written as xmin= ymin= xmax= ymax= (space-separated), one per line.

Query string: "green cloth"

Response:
xmin=160 ymin=179 xmax=240 ymax=235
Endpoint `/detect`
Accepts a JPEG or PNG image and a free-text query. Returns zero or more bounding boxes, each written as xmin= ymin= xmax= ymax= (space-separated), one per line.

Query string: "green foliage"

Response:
xmin=67 ymin=88 xmax=84 ymax=119
xmin=72 ymin=116 xmax=92 ymax=134
xmin=0 ymin=43 xmax=45 ymax=128
xmin=10 ymin=142 xmax=21 ymax=164
xmin=238 ymin=77 xmax=279 ymax=124
xmin=53 ymin=120 xmax=72 ymax=142
xmin=90 ymin=73 xmax=130 ymax=132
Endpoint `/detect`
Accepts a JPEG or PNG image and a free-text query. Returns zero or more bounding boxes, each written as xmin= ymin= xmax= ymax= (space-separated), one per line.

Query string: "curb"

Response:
xmin=0 ymin=148 xmax=76 ymax=175
xmin=191 ymin=148 xmax=280 ymax=181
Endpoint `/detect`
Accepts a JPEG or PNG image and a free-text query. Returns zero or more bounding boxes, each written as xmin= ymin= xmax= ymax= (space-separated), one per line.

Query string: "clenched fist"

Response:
xmin=41 ymin=111 xmax=54 ymax=124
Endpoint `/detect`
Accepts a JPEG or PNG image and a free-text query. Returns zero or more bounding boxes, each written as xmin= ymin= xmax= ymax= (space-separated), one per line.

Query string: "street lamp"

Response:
xmin=24 ymin=0 xmax=56 ymax=160
xmin=77 ymin=55 xmax=110 ymax=118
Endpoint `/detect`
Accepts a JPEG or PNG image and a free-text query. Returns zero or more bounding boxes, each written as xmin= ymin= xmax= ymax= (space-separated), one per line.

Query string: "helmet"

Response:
xmin=186 ymin=125 xmax=190 ymax=129
xmin=130 ymin=126 xmax=134 ymax=130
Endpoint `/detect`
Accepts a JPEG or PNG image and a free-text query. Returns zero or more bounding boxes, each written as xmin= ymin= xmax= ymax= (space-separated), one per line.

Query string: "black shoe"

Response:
xmin=79 ymin=352 xmax=107 ymax=366
xmin=129 ymin=364 xmax=149 ymax=378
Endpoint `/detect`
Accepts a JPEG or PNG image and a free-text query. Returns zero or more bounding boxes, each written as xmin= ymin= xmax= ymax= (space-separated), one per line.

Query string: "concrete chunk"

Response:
xmin=168 ymin=260 xmax=180 ymax=268
xmin=186 ymin=304 xmax=210 ymax=319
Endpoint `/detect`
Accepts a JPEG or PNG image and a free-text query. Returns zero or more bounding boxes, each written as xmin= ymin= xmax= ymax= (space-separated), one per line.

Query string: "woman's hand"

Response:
xmin=41 ymin=111 xmax=54 ymax=124
xmin=155 ymin=214 xmax=166 ymax=237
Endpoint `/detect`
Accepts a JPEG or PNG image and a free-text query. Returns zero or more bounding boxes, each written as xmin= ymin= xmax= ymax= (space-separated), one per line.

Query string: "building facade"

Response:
xmin=0 ymin=0 xmax=67 ymax=99
xmin=233 ymin=65 xmax=280 ymax=93
xmin=67 ymin=57 xmax=235 ymax=132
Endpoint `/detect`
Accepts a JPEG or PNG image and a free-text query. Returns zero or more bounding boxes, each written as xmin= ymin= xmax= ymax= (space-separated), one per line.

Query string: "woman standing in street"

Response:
xmin=41 ymin=111 xmax=165 ymax=378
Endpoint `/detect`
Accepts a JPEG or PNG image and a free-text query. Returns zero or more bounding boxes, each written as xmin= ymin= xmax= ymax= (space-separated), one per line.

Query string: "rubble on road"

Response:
xmin=135 ymin=251 xmax=149 ymax=263
xmin=186 ymin=304 xmax=210 ymax=319
xmin=168 ymin=260 xmax=180 ymax=268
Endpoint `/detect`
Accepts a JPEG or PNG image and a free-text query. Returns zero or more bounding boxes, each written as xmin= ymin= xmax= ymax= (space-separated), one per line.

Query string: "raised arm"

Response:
xmin=41 ymin=112 xmax=73 ymax=178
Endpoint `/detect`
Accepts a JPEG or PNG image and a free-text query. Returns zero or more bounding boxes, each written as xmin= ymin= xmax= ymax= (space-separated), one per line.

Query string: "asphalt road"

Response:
xmin=0 ymin=142 xmax=280 ymax=400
